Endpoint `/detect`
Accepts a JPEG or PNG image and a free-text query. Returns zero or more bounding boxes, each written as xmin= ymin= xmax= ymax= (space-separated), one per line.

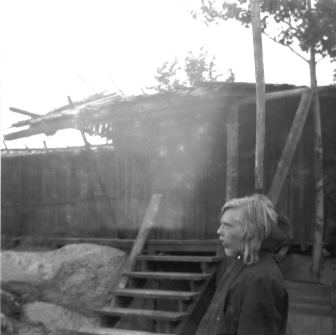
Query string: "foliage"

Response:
xmin=190 ymin=0 xmax=336 ymax=65
xmin=149 ymin=47 xmax=235 ymax=92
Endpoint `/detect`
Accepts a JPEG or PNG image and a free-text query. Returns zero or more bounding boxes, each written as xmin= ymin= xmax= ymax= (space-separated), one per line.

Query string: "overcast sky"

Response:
xmin=1 ymin=0 xmax=334 ymax=149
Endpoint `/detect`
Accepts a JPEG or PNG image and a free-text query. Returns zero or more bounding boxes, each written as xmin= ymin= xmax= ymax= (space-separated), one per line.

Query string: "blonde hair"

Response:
xmin=219 ymin=194 xmax=278 ymax=265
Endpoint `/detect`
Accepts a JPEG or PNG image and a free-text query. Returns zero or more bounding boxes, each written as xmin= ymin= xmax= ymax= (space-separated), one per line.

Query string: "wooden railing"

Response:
xmin=117 ymin=194 xmax=162 ymax=290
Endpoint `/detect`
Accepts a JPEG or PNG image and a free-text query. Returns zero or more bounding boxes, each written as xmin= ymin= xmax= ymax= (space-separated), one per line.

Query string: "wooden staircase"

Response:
xmin=91 ymin=251 xmax=222 ymax=335
xmin=76 ymin=195 xmax=224 ymax=335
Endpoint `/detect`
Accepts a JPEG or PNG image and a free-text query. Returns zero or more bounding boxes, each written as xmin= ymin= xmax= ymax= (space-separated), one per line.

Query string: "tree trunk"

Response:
xmin=308 ymin=0 xmax=325 ymax=282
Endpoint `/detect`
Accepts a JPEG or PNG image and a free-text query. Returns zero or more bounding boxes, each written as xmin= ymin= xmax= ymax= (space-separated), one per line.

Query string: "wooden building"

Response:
xmin=2 ymin=82 xmax=336 ymax=335
xmin=2 ymin=82 xmax=336 ymax=247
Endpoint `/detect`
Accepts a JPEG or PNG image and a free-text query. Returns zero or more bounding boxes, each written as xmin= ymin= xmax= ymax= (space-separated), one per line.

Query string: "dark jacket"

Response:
xmin=196 ymin=223 xmax=288 ymax=335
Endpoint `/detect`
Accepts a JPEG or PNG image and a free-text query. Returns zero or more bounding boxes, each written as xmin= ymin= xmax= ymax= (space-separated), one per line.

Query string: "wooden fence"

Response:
xmin=1 ymin=147 xmax=152 ymax=239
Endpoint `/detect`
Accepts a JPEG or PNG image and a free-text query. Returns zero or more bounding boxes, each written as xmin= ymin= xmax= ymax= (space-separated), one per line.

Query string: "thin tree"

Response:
xmin=190 ymin=0 xmax=336 ymax=280
xmin=149 ymin=47 xmax=235 ymax=92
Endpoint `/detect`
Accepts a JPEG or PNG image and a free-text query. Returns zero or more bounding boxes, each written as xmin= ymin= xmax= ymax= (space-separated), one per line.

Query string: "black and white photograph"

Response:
xmin=1 ymin=1 xmax=336 ymax=334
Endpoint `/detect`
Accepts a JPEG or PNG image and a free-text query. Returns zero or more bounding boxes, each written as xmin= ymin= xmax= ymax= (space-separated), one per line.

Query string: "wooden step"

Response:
xmin=284 ymin=280 xmax=330 ymax=295
xmin=124 ymin=271 xmax=211 ymax=281
xmin=79 ymin=327 xmax=173 ymax=335
xmin=136 ymin=255 xmax=222 ymax=263
xmin=95 ymin=307 xmax=188 ymax=321
xmin=113 ymin=288 xmax=200 ymax=300
xmin=287 ymin=291 xmax=330 ymax=305
xmin=288 ymin=301 xmax=334 ymax=316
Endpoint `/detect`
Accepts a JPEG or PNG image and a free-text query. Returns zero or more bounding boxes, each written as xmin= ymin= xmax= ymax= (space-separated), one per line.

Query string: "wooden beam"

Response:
xmin=251 ymin=0 xmax=266 ymax=190
xmin=225 ymin=103 xmax=239 ymax=201
xmin=268 ymin=89 xmax=313 ymax=205
xmin=67 ymin=96 xmax=75 ymax=109
xmin=4 ymin=124 xmax=60 ymax=140
xmin=11 ymin=236 xmax=331 ymax=249
xmin=311 ymin=90 xmax=324 ymax=280
xmin=298 ymin=136 xmax=307 ymax=250
xmin=3 ymin=140 xmax=9 ymax=153
xmin=118 ymin=194 xmax=162 ymax=290
xmin=9 ymin=107 xmax=40 ymax=118
xmin=238 ymin=88 xmax=307 ymax=105
xmin=43 ymin=140 xmax=48 ymax=153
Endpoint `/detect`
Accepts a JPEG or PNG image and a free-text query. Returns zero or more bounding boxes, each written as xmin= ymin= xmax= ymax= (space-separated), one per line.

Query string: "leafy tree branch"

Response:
xmin=263 ymin=31 xmax=309 ymax=63
xmin=189 ymin=0 xmax=336 ymax=69
xmin=149 ymin=47 xmax=235 ymax=92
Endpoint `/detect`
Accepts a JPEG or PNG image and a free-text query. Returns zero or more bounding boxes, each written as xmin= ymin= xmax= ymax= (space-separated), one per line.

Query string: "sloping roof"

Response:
xmin=4 ymin=82 xmax=335 ymax=141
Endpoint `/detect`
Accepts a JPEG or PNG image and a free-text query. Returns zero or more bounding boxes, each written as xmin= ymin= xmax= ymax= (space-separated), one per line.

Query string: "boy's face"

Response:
xmin=217 ymin=207 xmax=245 ymax=258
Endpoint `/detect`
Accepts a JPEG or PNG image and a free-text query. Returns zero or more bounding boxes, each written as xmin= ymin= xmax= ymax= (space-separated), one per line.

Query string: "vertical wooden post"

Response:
xmin=67 ymin=96 xmax=75 ymax=109
xmin=226 ymin=102 xmax=239 ymax=202
xmin=251 ymin=0 xmax=266 ymax=190
xmin=43 ymin=140 xmax=48 ymax=153
xmin=223 ymin=102 xmax=239 ymax=280
xmin=311 ymin=89 xmax=324 ymax=281
xmin=288 ymin=168 xmax=296 ymax=239
xmin=307 ymin=0 xmax=325 ymax=281
xmin=298 ymin=137 xmax=307 ymax=250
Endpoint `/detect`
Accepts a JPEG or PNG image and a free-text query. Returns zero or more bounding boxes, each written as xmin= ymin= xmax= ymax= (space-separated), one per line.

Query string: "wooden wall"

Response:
xmin=1 ymin=148 xmax=152 ymax=239
xmin=2 ymin=95 xmax=335 ymax=244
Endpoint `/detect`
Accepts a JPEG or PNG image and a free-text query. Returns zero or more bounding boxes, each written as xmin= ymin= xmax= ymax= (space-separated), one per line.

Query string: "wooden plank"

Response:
xmin=148 ymin=239 xmax=222 ymax=245
xmin=226 ymin=102 xmax=239 ymax=201
xmin=113 ymin=288 xmax=199 ymax=300
xmin=284 ymin=280 xmax=330 ymax=294
xmin=174 ymin=266 xmax=217 ymax=335
xmin=311 ymin=94 xmax=325 ymax=279
xmin=268 ymin=89 xmax=313 ymax=205
xmin=251 ymin=0 xmax=266 ymax=190
xmin=10 ymin=237 xmax=223 ymax=251
xmin=2 ymin=140 xmax=9 ymax=153
xmin=124 ymin=271 xmax=211 ymax=281
xmin=287 ymin=294 xmax=330 ymax=306
xmin=96 ymin=307 xmax=188 ymax=321
xmin=118 ymin=194 xmax=162 ymax=289
xmin=147 ymin=240 xmax=220 ymax=254
xmin=136 ymin=255 xmax=222 ymax=263
xmin=238 ymin=88 xmax=307 ymax=105
xmin=147 ymin=243 xmax=218 ymax=254
xmin=298 ymin=137 xmax=307 ymax=250
xmin=9 ymin=107 xmax=40 ymax=118
xmin=4 ymin=124 xmax=61 ymax=140
xmin=79 ymin=327 xmax=173 ymax=335
xmin=288 ymin=165 xmax=296 ymax=239
xmin=288 ymin=302 xmax=333 ymax=317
